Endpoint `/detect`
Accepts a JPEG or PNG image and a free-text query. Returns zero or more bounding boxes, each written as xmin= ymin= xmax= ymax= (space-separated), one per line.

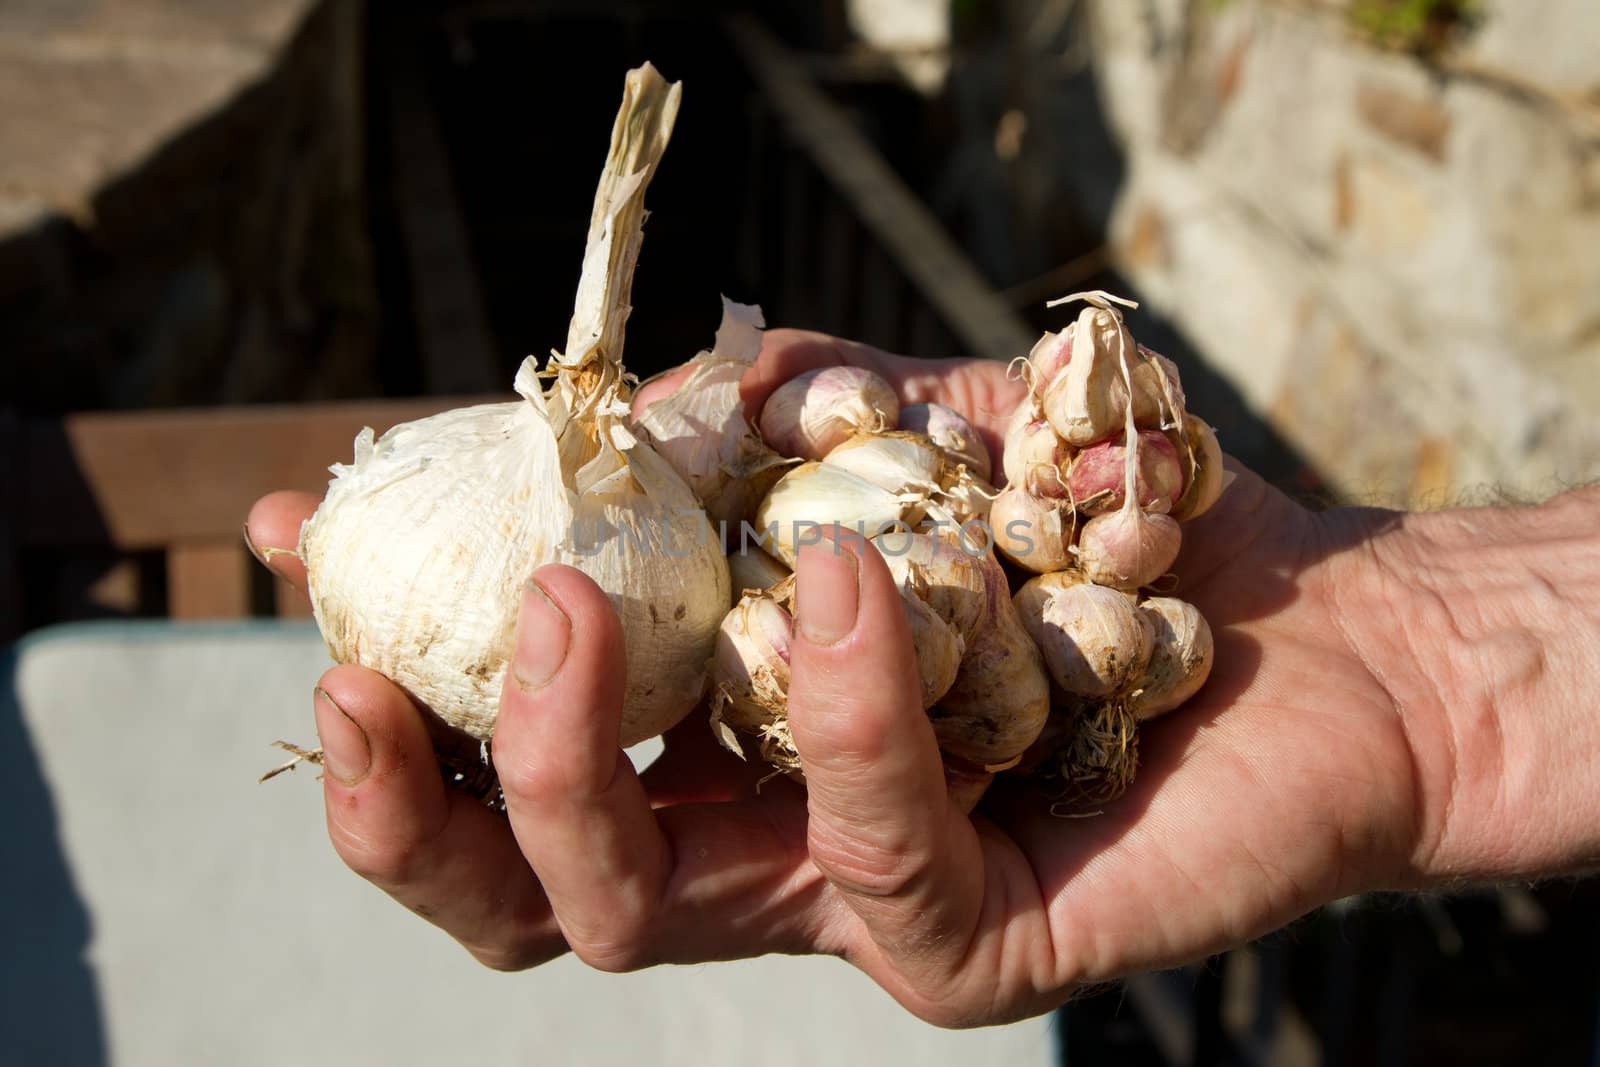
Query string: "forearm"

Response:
xmin=1349 ymin=484 xmax=1600 ymax=884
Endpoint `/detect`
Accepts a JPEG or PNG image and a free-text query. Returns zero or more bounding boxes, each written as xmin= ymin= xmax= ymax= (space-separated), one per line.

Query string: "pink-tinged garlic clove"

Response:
xmin=1130 ymin=596 xmax=1214 ymax=720
xmin=1025 ymin=328 xmax=1073 ymax=393
xmin=990 ymin=485 xmax=1076 ymax=574
xmin=1066 ymin=430 xmax=1185 ymax=515
xmin=1014 ymin=574 xmax=1154 ymax=698
xmin=1002 ymin=404 xmax=1071 ymax=499
xmin=899 ymin=402 xmax=992 ymax=483
xmin=757 ymin=366 xmax=900 ymax=460
xmin=1076 ymin=505 xmax=1182 ymax=591
xmin=1171 ymin=415 xmax=1227 ymax=522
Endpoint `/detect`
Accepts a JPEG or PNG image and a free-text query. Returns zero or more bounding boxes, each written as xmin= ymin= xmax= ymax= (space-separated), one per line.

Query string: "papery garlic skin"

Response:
xmin=758 ymin=366 xmax=900 ymax=460
xmin=633 ymin=298 xmax=792 ymax=529
xmin=1131 ymin=596 xmax=1214 ymax=720
xmin=301 ymin=65 xmax=730 ymax=748
xmin=823 ymin=431 xmax=945 ymax=494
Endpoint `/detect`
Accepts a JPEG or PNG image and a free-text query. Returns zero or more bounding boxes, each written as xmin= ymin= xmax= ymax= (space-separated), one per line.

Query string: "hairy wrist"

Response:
xmin=1346 ymin=485 xmax=1600 ymax=885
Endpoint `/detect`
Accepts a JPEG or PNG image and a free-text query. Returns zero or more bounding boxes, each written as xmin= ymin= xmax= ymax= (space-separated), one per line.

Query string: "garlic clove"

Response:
xmin=1026 ymin=328 xmax=1073 ymax=395
xmin=1171 ymin=415 xmax=1228 ymax=522
xmin=753 ymin=461 xmax=915 ymax=566
xmin=899 ymin=402 xmax=992 ymax=483
xmin=633 ymin=297 xmax=794 ymax=528
xmin=989 ymin=485 xmax=1076 ymax=574
xmin=1075 ymin=505 xmax=1183 ymax=592
xmin=1014 ymin=574 xmax=1154 ymax=698
xmin=726 ymin=544 xmax=790 ymax=603
xmin=882 ymin=537 xmax=1049 ymax=767
xmin=1130 ymin=596 xmax=1214 ymax=720
xmin=928 ymin=548 xmax=1051 ymax=767
xmin=1001 ymin=404 xmax=1071 ymax=499
xmin=757 ymin=366 xmax=900 ymax=460
xmin=710 ymin=582 xmax=797 ymax=765
xmin=823 ymin=430 xmax=945 ymax=495
xmin=1066 ymin=429 xmax=1184 ymax=516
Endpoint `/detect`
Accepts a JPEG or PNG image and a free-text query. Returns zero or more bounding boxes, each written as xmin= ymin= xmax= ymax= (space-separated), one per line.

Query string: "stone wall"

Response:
xmin=0 ymin=0 xmax=374 ymax=413
xmin=1085 ymin=0 xmax=1600 ymax=504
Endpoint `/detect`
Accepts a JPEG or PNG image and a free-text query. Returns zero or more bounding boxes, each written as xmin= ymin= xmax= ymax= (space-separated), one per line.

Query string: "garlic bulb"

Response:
xmin=899 ymin=402 xmax=992 ymax=483
xmin=757 ymin=366 xmax=900 ymax=460
xmin=299 ymin=65 xmax=729 ymax=746
xmin=633 ymin=298 xmax=793 ymax=529
xmin=1076 ymin=497 xmax=1183 ymax=591
xmin=1131 ymin=596 xmax=1214 ymax=720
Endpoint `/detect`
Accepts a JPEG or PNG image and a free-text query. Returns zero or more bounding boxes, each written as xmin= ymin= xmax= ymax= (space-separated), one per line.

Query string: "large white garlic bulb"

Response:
xmin=299 ymin=65 xmax=729 ymax=746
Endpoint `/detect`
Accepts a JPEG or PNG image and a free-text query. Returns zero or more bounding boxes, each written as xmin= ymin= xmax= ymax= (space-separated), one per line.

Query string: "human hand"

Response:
xmin=247 ymin=327 xmax=1594 ymax=1025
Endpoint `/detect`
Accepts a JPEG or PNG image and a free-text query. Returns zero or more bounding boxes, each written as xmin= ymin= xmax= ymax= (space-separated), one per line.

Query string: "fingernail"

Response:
xmin=314 ymin=687 xmax=370 ymax=786
xmin=797 ymin=543 xmax=859 ymax=646
xmin=512 ymin=580 xmax=570 ymax=691
xmin=242 ymin=522 xmax=266 ymax=566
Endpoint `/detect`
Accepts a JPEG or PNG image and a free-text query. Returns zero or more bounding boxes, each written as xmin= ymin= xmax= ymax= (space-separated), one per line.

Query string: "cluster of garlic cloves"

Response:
xmin=648 ymin=353 xmax=1048 ymax=809
xmin=997 ymin=292 xmax=1226 ymax=805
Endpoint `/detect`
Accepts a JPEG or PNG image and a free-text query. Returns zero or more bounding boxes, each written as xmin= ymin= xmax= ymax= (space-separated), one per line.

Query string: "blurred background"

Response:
xmin=2 ymin=1 xmax=1597 ymax=1064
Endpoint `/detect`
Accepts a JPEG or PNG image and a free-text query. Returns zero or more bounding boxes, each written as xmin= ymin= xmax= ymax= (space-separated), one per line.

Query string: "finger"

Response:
xmin=313 ymin=664 xmax=564 ymax=971
xmin=490 ymin=566 xmax=671 ymax=972
xmin=740 ymin=330 xmax=1023 ymax=465
xmin=630 ymin=364 xmax=695 ymax=421
xmin=786 ymin=533 xmax=986 ymax=984
xmin=244 ymin=490 xmax=319 ymax=593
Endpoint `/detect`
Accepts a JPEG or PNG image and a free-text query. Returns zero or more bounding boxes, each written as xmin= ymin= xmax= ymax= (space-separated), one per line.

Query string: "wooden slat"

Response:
xmin=168 ymin=542 xmax=250 ymax=620
xmin=727 ymin=14 xmax=1036 ymax=364
xmin=19 ymin=395 xmax=505 ymax=549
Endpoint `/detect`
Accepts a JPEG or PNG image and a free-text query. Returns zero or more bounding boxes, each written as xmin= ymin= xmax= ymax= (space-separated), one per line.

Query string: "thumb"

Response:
xmin=786 ymin=532 xmax=984 ymax=985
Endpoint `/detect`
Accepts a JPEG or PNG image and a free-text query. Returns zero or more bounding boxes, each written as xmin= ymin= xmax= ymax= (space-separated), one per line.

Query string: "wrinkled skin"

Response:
xmin=247 ymin=328 xmax=1599 ymax=1028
